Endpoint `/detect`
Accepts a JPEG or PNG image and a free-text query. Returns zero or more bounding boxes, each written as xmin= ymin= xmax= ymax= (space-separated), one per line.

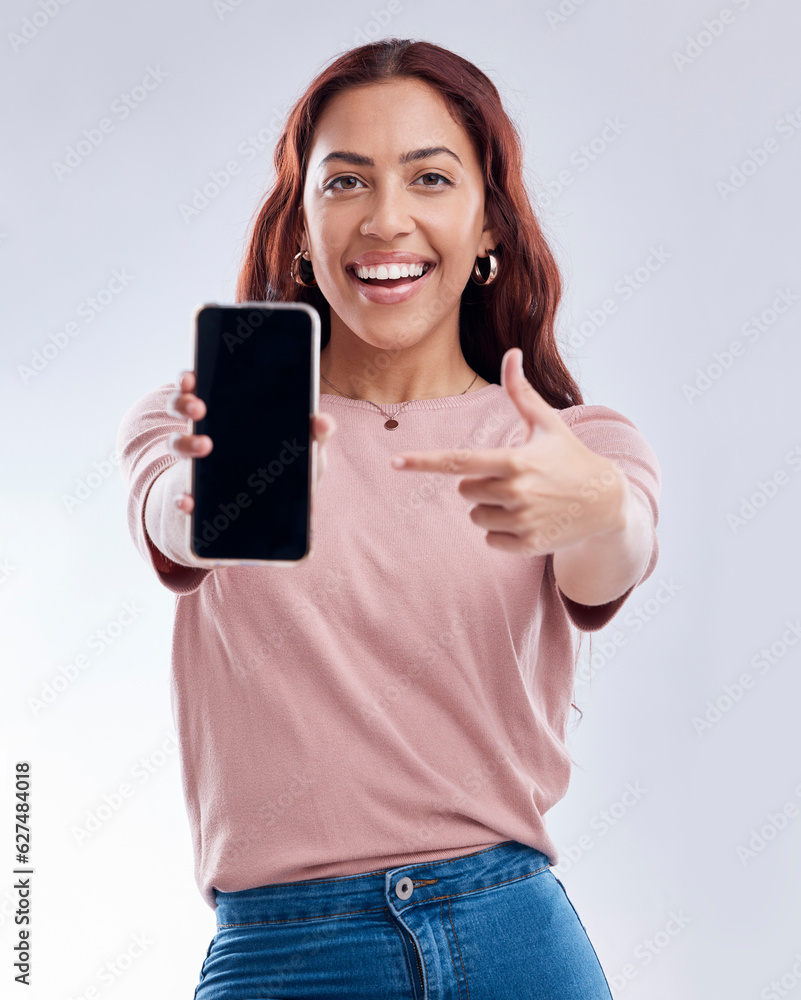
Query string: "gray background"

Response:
xmin=2 ymin=0 xmax=800 ymax=997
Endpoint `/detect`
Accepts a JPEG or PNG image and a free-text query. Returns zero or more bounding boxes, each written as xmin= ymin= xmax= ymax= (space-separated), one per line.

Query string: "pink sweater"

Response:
xmin=116 ymin=381 xmax=660 ymax=910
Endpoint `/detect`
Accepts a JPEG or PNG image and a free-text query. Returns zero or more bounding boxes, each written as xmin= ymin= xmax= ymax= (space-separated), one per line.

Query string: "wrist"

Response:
xmin=592 ymin=464 xmax=631 ymax=539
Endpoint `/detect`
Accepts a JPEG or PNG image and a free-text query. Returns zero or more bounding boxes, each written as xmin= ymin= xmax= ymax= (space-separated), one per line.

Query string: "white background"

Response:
xmin=2 ymin=1 xmax=800 ymax=997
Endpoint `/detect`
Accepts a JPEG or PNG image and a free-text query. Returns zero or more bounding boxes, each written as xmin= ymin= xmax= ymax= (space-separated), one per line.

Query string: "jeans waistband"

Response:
xmin=214 ymin=840 xmax=552 ymax=925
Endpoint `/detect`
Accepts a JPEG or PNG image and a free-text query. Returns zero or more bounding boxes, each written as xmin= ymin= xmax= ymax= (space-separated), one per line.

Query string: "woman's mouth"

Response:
xmin=347 ymin=262 xmax=436 ymax=304
xmin=354 ymin=262 xmax=432 ymax=286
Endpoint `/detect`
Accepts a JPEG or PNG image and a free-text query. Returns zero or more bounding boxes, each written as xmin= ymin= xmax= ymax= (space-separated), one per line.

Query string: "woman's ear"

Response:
xmin=295 ymin=206 xmax=307 ymax=252
xmin=480 ymin=219 xmax=499 ymax=255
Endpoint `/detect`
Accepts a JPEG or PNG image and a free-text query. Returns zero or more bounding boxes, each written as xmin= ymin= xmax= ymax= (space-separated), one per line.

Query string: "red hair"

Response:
xmin=235 ymin=37 xmax=584 ymax=411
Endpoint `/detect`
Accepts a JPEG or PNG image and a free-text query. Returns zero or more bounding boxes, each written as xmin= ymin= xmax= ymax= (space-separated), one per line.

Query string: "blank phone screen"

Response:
xmin=190 ymin=304 xmax=317 ymax=562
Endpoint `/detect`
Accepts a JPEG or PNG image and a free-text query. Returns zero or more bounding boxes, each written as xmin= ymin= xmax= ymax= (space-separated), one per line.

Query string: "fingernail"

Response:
xmin=391 ymin=456 xmax=405 ymax=468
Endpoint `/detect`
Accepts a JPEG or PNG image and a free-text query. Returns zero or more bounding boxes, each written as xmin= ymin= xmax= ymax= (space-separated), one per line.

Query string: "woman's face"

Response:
xmin=300 ymin=77 xmax=497 ymax=354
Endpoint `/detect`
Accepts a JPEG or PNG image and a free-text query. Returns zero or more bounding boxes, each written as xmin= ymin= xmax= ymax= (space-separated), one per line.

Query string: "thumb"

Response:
xmin=501 ymin=348 xmax=560 ymax=440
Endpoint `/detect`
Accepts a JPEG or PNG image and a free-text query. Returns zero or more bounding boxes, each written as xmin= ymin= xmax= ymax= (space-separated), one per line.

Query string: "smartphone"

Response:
xmin=187 ymin=302 xmax=320 ymax=566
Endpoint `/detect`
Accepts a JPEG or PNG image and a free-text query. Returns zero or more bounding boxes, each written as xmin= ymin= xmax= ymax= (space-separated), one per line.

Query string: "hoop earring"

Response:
xmin=470 ymin=251 xmax=498 ymax=286
xmin=290 ymin=249 xmax=317 ymax=287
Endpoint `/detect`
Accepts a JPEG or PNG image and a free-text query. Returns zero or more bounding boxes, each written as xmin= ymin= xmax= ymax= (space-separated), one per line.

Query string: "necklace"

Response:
xmin=319 ymin=370 xmax=480 ymax=430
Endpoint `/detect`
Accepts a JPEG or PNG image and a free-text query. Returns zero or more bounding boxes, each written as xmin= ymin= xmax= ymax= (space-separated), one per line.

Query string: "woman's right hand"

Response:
xmin=166 ymin=370 xmax=337 ymax=515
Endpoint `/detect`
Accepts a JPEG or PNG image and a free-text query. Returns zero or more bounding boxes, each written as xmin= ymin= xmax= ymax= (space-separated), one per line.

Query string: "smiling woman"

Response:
xmin=116 ymin=36 xmax=661 ymax=1000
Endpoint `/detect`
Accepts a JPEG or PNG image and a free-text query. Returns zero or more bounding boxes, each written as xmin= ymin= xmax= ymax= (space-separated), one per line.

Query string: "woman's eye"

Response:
xmin=327 ymin=175 xmax=363 ymax=190
xmin=414 ymin=172 xmax=451 ymax=187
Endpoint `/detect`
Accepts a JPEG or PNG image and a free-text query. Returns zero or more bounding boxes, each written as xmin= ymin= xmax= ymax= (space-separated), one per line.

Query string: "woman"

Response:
xmin=117 ymin=37 xmax=660 ymax=1000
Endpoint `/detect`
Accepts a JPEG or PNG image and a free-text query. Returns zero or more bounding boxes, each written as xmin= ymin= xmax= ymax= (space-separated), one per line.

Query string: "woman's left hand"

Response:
xmin=389 ymin=347 xmax=631 ymax=556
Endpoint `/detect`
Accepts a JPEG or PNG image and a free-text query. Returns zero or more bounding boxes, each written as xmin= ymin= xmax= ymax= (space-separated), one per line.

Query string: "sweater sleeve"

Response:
xmin=115 ymin=381 xmax=213 ymax=596
xmin=549 ymin=403 xmax=662 ymax=633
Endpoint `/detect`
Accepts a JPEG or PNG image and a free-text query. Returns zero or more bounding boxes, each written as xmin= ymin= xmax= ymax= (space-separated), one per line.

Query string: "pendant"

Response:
xmin=384 ymin=419 xmax=399 ymax=429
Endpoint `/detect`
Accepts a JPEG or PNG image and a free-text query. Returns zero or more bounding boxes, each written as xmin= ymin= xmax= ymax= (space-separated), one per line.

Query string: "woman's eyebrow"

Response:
xmin=316 ymin=146 xmax=463 ymax=170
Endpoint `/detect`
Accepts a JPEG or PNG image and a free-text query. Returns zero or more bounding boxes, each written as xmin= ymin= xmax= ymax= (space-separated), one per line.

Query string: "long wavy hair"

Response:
xmin=235 ymin=37 xmax=592 ymax=724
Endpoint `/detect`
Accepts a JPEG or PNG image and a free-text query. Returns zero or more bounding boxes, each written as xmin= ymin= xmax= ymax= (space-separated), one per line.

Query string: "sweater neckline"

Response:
xmin=319 ymin=383 xmax=504 ymax=412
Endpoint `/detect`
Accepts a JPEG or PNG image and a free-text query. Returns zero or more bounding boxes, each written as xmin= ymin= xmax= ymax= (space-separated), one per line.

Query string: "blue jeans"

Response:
xmin=193 ymin=840 xmax=613 ymax=999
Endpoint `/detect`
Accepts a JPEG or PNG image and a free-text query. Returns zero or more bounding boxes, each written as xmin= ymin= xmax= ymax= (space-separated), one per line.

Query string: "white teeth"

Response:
xmin=354 ymin=262 xmax=428 ymax=280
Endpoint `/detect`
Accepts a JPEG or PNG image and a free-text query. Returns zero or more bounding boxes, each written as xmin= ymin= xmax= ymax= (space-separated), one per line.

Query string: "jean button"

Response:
xmin=395 ymin=876 xmax=414 ymax=900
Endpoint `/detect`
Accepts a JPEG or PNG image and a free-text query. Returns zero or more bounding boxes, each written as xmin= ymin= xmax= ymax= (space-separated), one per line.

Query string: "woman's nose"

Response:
xmin=359 ymin=182 xmax=415 ymax=241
